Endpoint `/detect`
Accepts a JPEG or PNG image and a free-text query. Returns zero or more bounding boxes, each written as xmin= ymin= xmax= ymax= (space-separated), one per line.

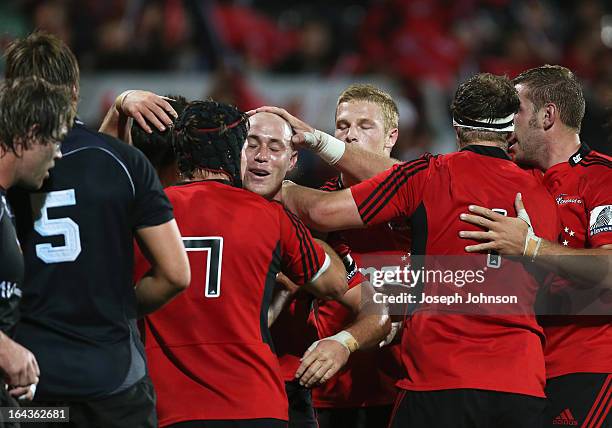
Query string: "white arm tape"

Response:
xmin=307 ymin=330 xmax=359 ymax=354
xmin=518 ymin=208 xmax=542 ymax=260
xmin=328 ymin=330 xmax=359 ymax=352
xmin=303 ymin=130 xmax=346 ymax=165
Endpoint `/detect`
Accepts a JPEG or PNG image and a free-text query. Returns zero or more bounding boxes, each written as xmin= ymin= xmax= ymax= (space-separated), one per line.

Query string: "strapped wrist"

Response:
xmin=302 ymin=130 xmax=346 ymax=165
xmin=114 ymin=90 xmax=136 ymax=114
xmin=327 ymin=330 xmax=359 ymax=353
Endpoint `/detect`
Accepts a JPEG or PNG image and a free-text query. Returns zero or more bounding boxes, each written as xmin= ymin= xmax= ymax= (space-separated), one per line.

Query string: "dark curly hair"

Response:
xmin=173 ymin=100 xmax=247 ymax=186
xmin=131 ymin=94 xmax=188 ymax=170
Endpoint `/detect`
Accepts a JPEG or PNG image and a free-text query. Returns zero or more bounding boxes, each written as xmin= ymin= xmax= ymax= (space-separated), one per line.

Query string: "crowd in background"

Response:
xmin=1 ymin=0 xmax=611 ymax=185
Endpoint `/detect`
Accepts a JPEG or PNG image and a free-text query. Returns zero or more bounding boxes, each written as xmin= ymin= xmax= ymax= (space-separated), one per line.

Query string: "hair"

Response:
xmin=513 ymin=65 xmax=585 ymax=132
xmin=131 ymin=95 xmax=189 ymax=170
xmin=173 ymin=100 xmax=248 ymax=186
xmin=0 ymin=77 xmax=75 ymax=153
xmin=4 ymin=31 xmax=80 ymax=92
xmin=451 ymin=73 xmax=520 ymax=145
xmin=337 ymin=84 xmax=399 ymax=132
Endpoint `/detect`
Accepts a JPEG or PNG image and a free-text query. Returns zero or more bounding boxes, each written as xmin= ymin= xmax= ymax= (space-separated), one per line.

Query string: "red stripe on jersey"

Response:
xmin=359 ymin=158 xmax=430 ymax=224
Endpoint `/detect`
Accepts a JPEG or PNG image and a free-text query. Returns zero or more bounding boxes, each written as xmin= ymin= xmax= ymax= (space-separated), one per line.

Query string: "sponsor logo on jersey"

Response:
xmin=590 ymin=205 xmax=612 ymax=236
xmin=552 ymin=408 xmax=578 ymax=425
xmin=0 ymin=281 xmax=21 ymax=299
xmin=555 ymin=194 xmax=583 ymax=205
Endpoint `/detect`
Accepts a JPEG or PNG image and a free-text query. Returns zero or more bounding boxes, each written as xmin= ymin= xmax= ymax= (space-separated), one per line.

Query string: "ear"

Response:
xmin=384 ymin=128 xmax=399 ymax=151
xmin=542 ymin=103 xmax=557 ymax=130
xmin=289 ymin=150 xmax=298 ymax=171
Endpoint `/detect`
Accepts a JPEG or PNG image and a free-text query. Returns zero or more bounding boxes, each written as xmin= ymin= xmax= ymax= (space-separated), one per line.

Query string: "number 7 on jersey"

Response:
xmin=182 ymin=237 xmax=223 ymax=298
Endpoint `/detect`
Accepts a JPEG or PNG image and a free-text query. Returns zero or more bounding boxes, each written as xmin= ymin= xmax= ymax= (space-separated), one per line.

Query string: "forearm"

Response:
xmin=342 ymin=282 xmax=390 ymax=350
xmin=535 ymin=241 xmax=612 ymax=288
xmin=135 ymin=271 xmax=184 ymax=317
xmin=335 ymin=143 xmax=399 ymax=183
xmin=99 ymin=103 xmax=131 ymax=142
xmin=282 ymin=184 xmax=363 ymax=232
xmin=268 ymin=289 xmax=294 ymax=327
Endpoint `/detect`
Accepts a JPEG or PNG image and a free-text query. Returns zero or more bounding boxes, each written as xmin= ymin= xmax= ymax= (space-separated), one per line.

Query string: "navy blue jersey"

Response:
xmin=0 ymin=190 xmax=23 ymax=335
xmin=9 ymin=121 xmax=173 ymax=399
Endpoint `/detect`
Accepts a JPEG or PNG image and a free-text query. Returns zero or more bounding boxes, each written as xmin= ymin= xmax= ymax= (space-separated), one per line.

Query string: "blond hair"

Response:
xmin=337 ymin=84 xmax=399 ymax=132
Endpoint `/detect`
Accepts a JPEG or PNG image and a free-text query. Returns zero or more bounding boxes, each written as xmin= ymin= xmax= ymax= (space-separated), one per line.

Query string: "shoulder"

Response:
xmin=63 ymin=122 xmax=148 ymax=166
xmin=578 ymin=150 xmax=612 ymax=175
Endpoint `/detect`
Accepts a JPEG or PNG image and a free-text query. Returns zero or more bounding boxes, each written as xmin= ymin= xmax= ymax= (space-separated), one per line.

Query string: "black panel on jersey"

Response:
xmin=0 ymin=192 xmax=24 ymax=335
xmin=262 ymin=242 xmax=281 ymax=352
xmin=8 ymin=122 xmax=173 ymax=399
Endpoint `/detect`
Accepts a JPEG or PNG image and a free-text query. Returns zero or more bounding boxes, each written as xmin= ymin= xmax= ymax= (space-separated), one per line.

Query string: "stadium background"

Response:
xmin=1 ymin=0 xmax=611 ymax=186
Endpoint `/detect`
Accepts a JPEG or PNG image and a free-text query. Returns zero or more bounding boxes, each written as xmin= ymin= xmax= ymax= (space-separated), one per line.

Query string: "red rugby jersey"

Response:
xmin=311 ymin=176 xmax=407 ymax=408
xmin=350 ymin=146 xmax=559 ymax=397
xmin=539 ymin=145 xmax=612 ymax=379
xmin=136 ymin=180 xmax=327 ymax=426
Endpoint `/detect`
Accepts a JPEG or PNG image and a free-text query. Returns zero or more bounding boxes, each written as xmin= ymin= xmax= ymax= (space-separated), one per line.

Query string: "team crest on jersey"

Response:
xmin=589 ymin=205 xmax=612 ymax=236
xmin=555 ymin=194 xmax=583 ymax=205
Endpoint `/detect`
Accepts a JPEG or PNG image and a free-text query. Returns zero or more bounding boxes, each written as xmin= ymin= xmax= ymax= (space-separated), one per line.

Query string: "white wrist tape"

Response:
xmin=18 ymin=383 xmax=36 ymax=401
xmin=302 ymin=130 xmax=346 ymax=165
xmin=115 ymin=90 xmax=136 ymax=113
xmin=517 ymin=207 xmax=542 ymax=260
xmin=327 ymin=330 xmax=359 ymax=353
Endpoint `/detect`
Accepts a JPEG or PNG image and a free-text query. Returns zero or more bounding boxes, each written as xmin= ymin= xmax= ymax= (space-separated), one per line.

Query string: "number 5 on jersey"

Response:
xmin=31 ymin=189 xmax=82 ymax=263
xmin=183 ymin=237 xmax=223 ymax=298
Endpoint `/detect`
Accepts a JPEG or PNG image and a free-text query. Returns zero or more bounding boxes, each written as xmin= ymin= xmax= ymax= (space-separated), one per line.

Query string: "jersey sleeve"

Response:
xmin=583 ymin=167 xmax=612 ymax=247
xmin=350 ymin=154 xmax=433 ymax=226
xmin=122 ymin=143 xmax=174 ymax=229
xmin=277 ymin=205 xmax=328 ymax=286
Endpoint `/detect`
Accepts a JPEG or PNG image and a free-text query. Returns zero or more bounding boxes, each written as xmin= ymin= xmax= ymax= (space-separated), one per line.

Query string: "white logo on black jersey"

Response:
xmin=0 ymin=281 xmax=21 ymax=299
xmin=590 ymin=205 xmax=612 ymax=236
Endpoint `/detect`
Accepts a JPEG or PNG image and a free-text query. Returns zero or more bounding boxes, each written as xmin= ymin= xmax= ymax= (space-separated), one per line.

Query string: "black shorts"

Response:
xmin=20 ymin=375 xmax=157 ymax=428
xmin=544 ymin=373 xmax=612 ymax=428
xmin=285 ymin=380 xmax=317 ymax=428
xmin=389 ymin=389 xmax=545 ymax=428
xmin=0 ymin=382 xmax=21 ymax=428
xmin=316 ymin=405 xmax=391 ymax=428
xmin=167 ymin=420 xmax=287 ymax=428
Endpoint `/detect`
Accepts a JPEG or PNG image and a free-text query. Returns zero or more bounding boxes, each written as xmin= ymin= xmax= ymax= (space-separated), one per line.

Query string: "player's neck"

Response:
xmin=187 ymin=169 xmax=233 ymax=183
xmin=0 ymin=152 xmax=18 ymax=191
xmin=541 ymin=132 xmax=582 ymax=170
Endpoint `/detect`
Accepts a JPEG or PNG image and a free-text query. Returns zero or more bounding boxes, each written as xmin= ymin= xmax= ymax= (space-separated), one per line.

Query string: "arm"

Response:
xmin=267 ymin=273 xmax=300 ymax=327
xmin=300 ymin=239 xmax=348 ymax=301
xmin=459 ymin=193 xmax=612 ymax=288
xmin=251 ymin=106 xmax=399 ymax=181
xmin=99 ymin=90 xmax=177 ymax=142
xmin=135 ymin=220 xmax=191 ymax=316
xmin=295 ymin=280 xmax=391 ymax=387
xmin=281 ymin=182 xmax=364 ymax=232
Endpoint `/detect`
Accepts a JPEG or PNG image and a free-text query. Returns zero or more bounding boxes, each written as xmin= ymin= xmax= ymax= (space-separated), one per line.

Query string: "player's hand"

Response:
xmin=276 ymin=272 xmax=300 ymax=295
xmin=458 ymin=193 xmax=529 ymax=256
xmin=117 ymin=90 xmax=177 ymax=134
xmin=248 ymin=106 xmax=315 ymax=146
xmin=295 ymin=339 xmax=350 ymax=388
xmin=379 ymin=321 xmax=402 ymax=347
xmin=8 ymin=384 xmax=36 ymax=401
xmin=0 ymin=334 xmax=40 ymax=388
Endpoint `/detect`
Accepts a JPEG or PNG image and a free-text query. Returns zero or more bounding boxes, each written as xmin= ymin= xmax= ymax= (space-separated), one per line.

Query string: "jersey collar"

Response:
xmin=460 ymin=144 xmax=511 ymax=160
xmin=568 ymin=143 xmax=592 ymax=166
